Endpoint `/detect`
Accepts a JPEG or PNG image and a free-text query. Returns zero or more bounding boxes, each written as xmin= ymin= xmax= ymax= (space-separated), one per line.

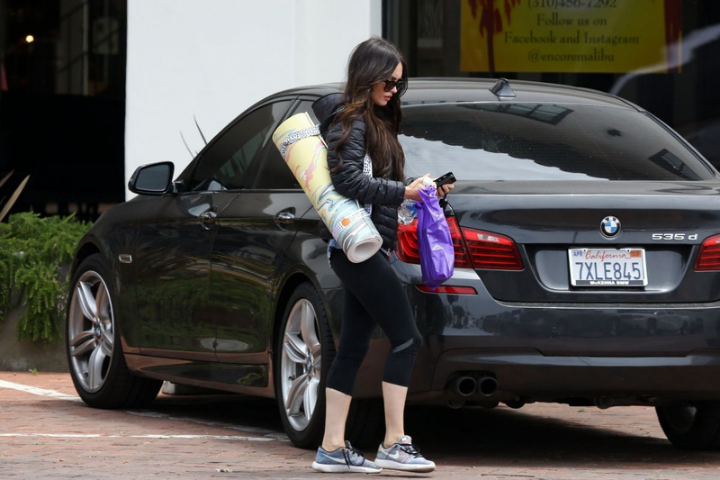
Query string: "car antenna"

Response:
xmin=194 ymin=115 xmax=208 ymax=145
xmin=490 ymin=78 xmax=516 ymax=99
xmin=179 ymin=130 xmax=197 ymax=159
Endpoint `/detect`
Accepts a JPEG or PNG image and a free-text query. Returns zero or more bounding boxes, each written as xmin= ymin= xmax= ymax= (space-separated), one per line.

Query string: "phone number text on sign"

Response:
xmin=528 ymin=0 xmax=617 ymax=9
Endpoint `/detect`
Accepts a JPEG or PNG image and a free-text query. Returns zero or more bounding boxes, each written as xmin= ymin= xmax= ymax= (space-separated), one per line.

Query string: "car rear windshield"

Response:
xmin=399 ymin=103 xmax=716 ymax=181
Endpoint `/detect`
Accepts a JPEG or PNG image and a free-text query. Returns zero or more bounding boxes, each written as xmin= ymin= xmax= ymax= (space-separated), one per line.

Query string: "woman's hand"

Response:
xmin=404 ymin=174 xmax=434 ymax=201
xmin=404 ymin=174 xmax=455 ymax=201
xmin=438 ymin=182 xmax=455 ymax=197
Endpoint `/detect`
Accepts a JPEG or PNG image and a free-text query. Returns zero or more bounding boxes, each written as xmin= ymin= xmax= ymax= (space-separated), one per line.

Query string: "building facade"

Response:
xmin=1 ymin=0 xmax=718 ymax=218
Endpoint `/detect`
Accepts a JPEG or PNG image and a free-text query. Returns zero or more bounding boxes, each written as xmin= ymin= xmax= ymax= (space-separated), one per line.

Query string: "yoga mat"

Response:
xmin=272 ymin=112 xmax=382 ymax=263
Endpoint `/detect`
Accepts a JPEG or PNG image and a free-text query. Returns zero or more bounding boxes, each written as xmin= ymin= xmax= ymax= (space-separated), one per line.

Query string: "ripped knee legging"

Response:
xmin=325 ymin=248 xmax=423 ymax=396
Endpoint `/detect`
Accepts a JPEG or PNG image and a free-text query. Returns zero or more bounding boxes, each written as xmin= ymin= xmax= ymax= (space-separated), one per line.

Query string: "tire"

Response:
xmin=656 ymin=401 xmax=720 ymax=450
xmin=66 ymin=254 xmax=162 ymax=409
xmin=275 ymin=283 xmax=334 ymax=448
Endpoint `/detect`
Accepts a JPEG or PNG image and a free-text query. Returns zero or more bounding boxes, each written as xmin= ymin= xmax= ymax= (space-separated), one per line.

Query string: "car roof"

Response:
xmin=274 ymin=78 xmax=640 ymax=111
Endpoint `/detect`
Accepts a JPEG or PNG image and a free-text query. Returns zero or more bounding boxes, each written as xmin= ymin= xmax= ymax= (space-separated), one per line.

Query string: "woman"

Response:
xmin=310 ymin=37 xmax=453 ymax=474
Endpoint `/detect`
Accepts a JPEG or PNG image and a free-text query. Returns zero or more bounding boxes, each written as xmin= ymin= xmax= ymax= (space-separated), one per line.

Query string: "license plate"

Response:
xmin=568 ymin=248 xmax=647 ymax=287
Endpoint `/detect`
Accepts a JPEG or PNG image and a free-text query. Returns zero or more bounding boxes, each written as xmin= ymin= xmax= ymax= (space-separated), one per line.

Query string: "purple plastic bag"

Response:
xmin=416 ymin=185 xmax=454 ymax=289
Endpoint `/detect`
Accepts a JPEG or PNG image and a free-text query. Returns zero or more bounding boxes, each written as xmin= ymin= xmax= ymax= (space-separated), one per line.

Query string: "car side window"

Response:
xmin=293 ymin=100 xmax=319 ymax=124
xmin=253 ymin=100 xmax=319 ymax=190
xmin=189 ymin=100 xmax=293 ymax=191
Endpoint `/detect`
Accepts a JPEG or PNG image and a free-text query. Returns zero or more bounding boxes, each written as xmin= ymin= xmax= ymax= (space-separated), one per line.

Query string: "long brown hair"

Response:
xmin=333 ymin=37 xmax=408 ymax=181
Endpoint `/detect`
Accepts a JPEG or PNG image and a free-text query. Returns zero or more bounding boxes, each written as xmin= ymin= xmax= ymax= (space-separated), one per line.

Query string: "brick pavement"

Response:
xmin=1 ymin=371 xmax=719 ymax=479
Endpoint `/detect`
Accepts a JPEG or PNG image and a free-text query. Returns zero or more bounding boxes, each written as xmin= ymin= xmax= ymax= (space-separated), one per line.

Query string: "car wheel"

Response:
xmin=66 ymin=254 xmax=162 ymax=409
xmin=275 ymin=283 xmax=334 ymax=448
xmin=656 ymin=401 xmax=720 ymax=450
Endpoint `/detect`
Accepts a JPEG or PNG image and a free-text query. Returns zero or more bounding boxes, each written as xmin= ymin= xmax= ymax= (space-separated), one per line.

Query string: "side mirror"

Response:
xmin=128 ymin=162 xmax=174 ymax=195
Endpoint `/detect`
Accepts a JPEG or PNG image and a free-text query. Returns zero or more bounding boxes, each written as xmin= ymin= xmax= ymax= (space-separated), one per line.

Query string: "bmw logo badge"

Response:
xmin=600 ymin=216 xmax=620 ymax=238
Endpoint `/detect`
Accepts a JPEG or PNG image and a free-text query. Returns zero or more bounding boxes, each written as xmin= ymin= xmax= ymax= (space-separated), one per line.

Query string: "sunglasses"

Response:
xmin=382 ymin=78 xmax=406 ymax=93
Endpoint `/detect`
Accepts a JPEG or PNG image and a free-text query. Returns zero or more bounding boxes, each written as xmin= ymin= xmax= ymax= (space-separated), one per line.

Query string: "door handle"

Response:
xmin=200 ymin=210 xmax=217 ymax=229
xmin=274 ymin=210 xmax=296 ymax=226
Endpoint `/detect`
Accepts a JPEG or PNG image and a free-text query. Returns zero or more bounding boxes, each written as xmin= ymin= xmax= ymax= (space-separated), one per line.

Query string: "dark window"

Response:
xmin=384 ymin=1 xmax=720 ymax=170
xmin=254 ymin=100 xmax=319 ymax=189
xmin=400 ymin=103 xmax=716 ymax=182
xmin=253 ymin=147 xmax=300 ymax=190
xmin=189 ymin=101 xmax=293 ymax=191
xmin=293 ymin=101 xmax=320 ymax=125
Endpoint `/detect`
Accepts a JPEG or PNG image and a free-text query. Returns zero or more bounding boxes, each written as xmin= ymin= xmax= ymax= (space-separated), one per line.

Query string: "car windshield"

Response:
xmin=400 ymin=103 xmax=716 ymax=182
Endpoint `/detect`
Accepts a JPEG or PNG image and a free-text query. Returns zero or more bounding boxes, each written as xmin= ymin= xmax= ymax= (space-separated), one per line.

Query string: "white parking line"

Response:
xmin=0 ymin=379 xmax=82 ymax=402
xmin=126 ymin=410 xmax=289 ymax=441
xmin=0 ymin=379 xmax=288 ymax=442
xmin=0 ymin=433 xmax=273 ymax=441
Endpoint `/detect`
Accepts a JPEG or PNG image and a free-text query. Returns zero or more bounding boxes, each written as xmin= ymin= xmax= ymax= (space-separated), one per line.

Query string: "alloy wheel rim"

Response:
xmin=280 ymin=298 xmax=321 ymax=432
xmin=68 ymin=271 xmax=115 ymax=393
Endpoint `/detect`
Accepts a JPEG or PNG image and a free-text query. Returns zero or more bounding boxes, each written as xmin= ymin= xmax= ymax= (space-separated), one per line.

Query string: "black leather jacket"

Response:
xmin=312 ymin=93 xmax=406 ymax=251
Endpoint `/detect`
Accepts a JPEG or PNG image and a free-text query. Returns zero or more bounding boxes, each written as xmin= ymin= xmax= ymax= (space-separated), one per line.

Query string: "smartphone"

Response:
xmin=434 ymin=171 xmax=456 ymax=187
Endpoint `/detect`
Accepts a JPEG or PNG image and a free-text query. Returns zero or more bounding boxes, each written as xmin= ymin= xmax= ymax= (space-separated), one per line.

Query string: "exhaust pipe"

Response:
xmin=476 ymin=376 xmax=498 ymax=397
xmin=448 ymin=376 xmax=477 ymax=397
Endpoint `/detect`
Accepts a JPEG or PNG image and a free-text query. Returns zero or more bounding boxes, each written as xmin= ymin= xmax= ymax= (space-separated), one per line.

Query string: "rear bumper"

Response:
xmin=387 ymin=263 xmax=720 ymax=404
xmin=432 ymin=349 xmax=720 ymax=402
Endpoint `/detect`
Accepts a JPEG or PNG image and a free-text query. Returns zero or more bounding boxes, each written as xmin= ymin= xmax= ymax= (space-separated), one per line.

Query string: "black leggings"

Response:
xmin=326 ymin=249 xmax=423 ymax=396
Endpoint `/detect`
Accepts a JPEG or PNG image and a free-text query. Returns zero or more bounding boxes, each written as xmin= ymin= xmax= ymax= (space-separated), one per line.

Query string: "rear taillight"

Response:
xmin=695 ymin=234 xmax=720 ymax=271
xmin=460 ymin=226 xmax=523 ymax=271
xmin=396 ymin=217 xmax=523 ymax=271
xmin=447 ymin=217 xmax=472 ymax=268
xmin=396 ymin=221 xmax=421 ymax=264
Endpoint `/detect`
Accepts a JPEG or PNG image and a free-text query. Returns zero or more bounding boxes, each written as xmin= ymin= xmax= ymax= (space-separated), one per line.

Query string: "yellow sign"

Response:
xmin=461 ymin=0 xmax=682 ymax=73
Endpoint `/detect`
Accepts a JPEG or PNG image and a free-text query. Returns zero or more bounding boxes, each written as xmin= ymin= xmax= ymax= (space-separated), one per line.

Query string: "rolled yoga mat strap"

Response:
xmin=272 ymin=112 xmax=382 ymax=263
xmin=277 ymin=125 xmax=321 ymax=159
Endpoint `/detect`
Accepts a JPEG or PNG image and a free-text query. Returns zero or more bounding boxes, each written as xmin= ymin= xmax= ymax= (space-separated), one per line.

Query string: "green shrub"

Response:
xmin=0 ymin=212 xmax=92 ymax=343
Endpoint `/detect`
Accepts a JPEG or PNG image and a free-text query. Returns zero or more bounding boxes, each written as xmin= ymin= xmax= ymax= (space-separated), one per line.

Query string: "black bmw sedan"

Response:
xmin=66 ymin=78 xmax=720 ymax=451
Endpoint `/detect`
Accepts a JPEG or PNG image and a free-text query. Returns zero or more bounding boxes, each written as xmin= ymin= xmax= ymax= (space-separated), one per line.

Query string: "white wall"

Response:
xmin=125 ymin=0 xmax=382 ymax=199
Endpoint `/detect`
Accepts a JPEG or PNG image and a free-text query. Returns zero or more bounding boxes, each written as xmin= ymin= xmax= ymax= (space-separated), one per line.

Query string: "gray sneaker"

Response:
xmin=375 ymin=435 xmax=436 ymax=472
xmin=312 ymin=440 xmax=382 ymax=474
